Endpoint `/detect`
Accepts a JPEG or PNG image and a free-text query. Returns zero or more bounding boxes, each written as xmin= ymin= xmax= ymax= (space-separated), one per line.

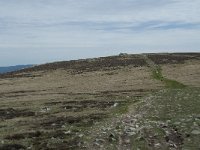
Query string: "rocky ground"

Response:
xmin=0 ymin=53 xmax=199 ymax=150
xmin=87 ymin=87 xmax=200 ymax=150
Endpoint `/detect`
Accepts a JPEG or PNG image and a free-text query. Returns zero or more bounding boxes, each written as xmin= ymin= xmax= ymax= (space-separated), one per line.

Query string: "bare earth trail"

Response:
xmin=0 ymin=53 xmax=199 ymax=150
xmin=87 ymin=54 xmax=200 ymax=150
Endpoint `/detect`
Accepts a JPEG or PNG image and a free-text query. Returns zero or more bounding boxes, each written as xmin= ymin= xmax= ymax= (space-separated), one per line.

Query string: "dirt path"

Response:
xmin=85 ymin=55 xmax=193 ymax=150
xmin=86 ymin=87 xmax=200 ymax=150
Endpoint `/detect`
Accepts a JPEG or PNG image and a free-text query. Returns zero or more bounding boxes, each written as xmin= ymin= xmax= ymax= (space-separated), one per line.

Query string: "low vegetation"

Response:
xmin=152 ymin=67 xmax=186 ymax=89
xmin=0 ymin=53 xmax=199 ymax=149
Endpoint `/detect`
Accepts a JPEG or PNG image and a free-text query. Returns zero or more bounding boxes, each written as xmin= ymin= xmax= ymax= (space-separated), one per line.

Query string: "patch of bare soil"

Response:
xmin=0 ymin=108 xmax=35 ymax=120
xmin=4 ymin=129 xmax=84 ymax=149
xmin=164 ymin=126 xmax=184 ymax=148
xmin=5 ymin=131 xmax=42 ymax=140
xmin=40 ymin=113 xmax=107 ymax=129
xmin=0 ymin=144 xmax=26 ymax=150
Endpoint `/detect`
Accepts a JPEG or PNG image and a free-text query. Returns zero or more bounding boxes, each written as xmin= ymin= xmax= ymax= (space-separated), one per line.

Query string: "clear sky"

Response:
xmin=0 ymin=0 xmax=200 ymax=66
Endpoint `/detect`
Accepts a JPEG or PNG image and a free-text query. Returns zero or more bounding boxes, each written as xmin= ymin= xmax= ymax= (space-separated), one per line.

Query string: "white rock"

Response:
xmin=135 ymin=124 xmax=139 ymax=128
xmin=78 ymin=134 xmax=84 ymax=138
xmin=191 ymin=130 xmax=200 ymax=135
xmin=128 ymin=132 xmax=136 ymax=136
xmin=64 ymin=130 xmax=71 ymax=134
xmin=154 ymin=143 xmax=161 ymax=148
xmin=113 ymin=103 xmax=119 ymax=107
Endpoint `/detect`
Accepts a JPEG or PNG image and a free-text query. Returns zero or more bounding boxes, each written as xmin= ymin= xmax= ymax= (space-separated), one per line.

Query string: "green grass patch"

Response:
xmin=164 ymin=78 xmax=186 ymax=88
xmin=152 ymin=67 xmax=186 ymax=89
xmin=152 ymin=67 xmax=163 ymax=80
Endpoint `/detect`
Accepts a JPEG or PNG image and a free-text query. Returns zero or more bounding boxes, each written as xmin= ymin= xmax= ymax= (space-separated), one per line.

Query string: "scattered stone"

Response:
xmin=40 ymin=107 xmax=51 ymax=113
xmin=125 ymin=127 xmax=136 ymax=133
xmin=94 ymin=142 xmax=100 ymax=147
xmin=154 ymin=143 xmax=161 ymax=148
xmin=64 ymin=130 xmax=71 ymax=135
xmin=166 ymin=120 xmax=171 ymax=123
xmin=51 ymin=123 xmax=56 ymax=126
xmin=96 ymin=138 xmax=105 ymax=143
xmin=113 ymin=103 xmax=119 ymax=107
xmin=193 ymin=122 xmax=198 ymax=127
xmin=191 ymin=130 xmax=200 ymax=135
xmin=78 ymin=134 xmax=84 ymax=138
xmin=124 ymin=138 xmax=130 ymax=144
xmin=27 ymin=146 xmax=32 ymax=149
xmin=169 ymin=143 xmax=177 ymax=148
xmin=102 ymin=127 xmax=111 ymax=131
xmin=94 ymin=138 xmax=105 ymax=147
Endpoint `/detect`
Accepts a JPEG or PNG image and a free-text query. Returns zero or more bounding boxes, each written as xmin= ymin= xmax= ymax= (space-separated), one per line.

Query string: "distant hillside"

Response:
xmin=0 ymin=65 xmax=33 ymax=74
xmin=0 ymin=53 xmax=199 ymax=79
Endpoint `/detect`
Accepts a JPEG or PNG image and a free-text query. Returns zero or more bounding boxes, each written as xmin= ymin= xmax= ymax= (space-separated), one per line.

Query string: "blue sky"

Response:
xmin=0 ymin=0 xmax=200 ymax=66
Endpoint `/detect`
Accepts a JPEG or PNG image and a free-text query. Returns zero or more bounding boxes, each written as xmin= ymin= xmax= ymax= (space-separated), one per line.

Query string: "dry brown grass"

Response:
xmin=0 ymin=64 xmax=163 ymax=149
xmin=161 ymin=60 xmax=200 ymax=87
xmin=0 ymin=53 xmax=199 ymax=149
